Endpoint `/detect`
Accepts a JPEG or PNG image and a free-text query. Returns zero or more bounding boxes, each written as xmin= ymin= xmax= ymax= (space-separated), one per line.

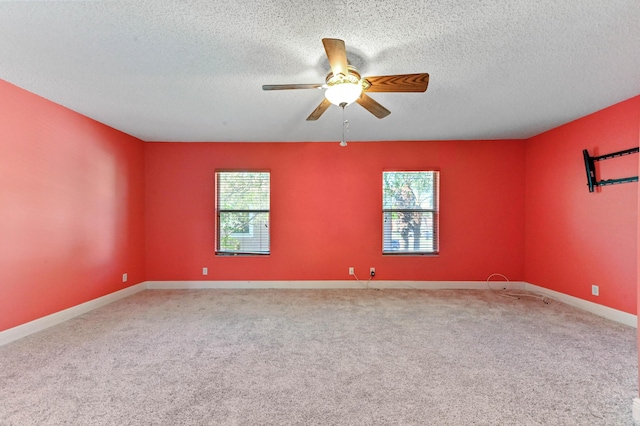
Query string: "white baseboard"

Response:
xmin=633 ymin=398 xmax=640 ymax=422
xmin=524 ymin=283 xmax=637 ymax=328
xmin=144 ymin=280 xmax=528 ymax=291
xmin=2 ymin=280 xmax=634 ymax=347
xmin=0 ymin=283 xmax=146 ymax=347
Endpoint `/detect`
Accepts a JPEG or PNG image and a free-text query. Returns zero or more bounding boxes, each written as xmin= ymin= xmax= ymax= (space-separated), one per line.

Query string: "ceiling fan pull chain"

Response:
xmin=340 ymin=103 xmax=348 ymax=147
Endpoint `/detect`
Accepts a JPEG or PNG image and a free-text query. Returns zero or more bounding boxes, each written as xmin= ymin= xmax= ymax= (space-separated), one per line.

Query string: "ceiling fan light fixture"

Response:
xmin=325 ymin=82 xmax=362 ymax=106
xmin=262 ymin=39 xmax=428 ymax=121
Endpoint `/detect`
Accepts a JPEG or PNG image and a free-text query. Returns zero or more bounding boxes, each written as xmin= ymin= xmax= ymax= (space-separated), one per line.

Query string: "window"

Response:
xmin=383 ymin=171 xmax=439 ymax=254
xmin=216 ymin=171 xmax=270 ymax=255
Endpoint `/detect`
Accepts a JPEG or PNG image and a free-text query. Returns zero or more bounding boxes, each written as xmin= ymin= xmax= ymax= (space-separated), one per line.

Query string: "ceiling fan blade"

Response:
xmin=306 ymin=98 xmax=332 ymax=121
xmin=322 ymin=38 xmax=348 ymax=77
xmin=363 ymin=73 xmax=429 ymax=92
xmin=262 ymin=83 xmax=323 ymax=90
xmin=356 ymin=94 xmax=391 ymax=119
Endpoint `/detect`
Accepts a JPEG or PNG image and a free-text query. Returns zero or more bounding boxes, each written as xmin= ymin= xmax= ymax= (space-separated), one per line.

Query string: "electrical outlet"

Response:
xmin=592 ymin=285 xmax=599 ymax=296
xmin=349 ymin=267 xmax=354 ymax=275
xmin=122 ymin=273 xmax=127 ymax=283
xmin=203 ymin=267 xmax=208 ymax=276
xmin=370 ymin=267 xmax=375 ymax=277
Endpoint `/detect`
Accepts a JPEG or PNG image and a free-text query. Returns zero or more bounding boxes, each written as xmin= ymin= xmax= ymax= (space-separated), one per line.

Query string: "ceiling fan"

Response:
xmin=262 ymin=38 xmax=430 ymax=121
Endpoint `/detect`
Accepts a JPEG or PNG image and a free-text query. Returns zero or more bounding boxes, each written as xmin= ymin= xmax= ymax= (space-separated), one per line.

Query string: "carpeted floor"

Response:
xmin=0 ymin=289 xmax=637 ymax=425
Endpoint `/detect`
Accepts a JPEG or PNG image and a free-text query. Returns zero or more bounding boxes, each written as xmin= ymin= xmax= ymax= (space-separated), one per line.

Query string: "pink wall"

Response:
xmin=0 ymin=80 xmax=146 ymax=332
xmin=525 ymin=96 xmax=640 ymax=314
xmin=145 ymin=140 xmax=526 ymax=282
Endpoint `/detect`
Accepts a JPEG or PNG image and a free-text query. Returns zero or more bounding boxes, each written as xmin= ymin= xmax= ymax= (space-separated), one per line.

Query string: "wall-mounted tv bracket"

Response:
xmin=583 ymin=147 xmax=639 ymax=192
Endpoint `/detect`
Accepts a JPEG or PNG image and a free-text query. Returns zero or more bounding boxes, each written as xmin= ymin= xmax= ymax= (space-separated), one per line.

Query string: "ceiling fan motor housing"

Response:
xmin=325 ymin=65 xmax=361 ymax=87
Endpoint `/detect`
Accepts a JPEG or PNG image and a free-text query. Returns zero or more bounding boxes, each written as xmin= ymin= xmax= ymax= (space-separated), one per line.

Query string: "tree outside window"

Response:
xmin=383 ymin=171 xmax=439 ymax=254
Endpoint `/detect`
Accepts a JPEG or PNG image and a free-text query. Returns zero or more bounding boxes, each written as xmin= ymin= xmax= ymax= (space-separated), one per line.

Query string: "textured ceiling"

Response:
xmin=0 ymin=0 xmax=639 ymax=142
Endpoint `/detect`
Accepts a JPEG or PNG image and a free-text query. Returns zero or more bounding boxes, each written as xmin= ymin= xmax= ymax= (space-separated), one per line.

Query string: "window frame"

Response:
xmin=382 ymin=170 xmax=439 ymax=256
xmin=215 ymin=170 xmax=270 ymax=256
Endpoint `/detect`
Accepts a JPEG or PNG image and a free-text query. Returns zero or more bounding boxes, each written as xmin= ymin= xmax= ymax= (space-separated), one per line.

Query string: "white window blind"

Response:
xmin=216 ymin=171 xmax=270 ymax=255
xmin=383 ymin=171 xmax=439 ymax=254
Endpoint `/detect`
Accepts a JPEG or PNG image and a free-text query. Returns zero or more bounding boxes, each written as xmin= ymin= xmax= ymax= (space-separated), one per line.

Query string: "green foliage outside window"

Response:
xmin=383 ymin=171 xmax=438 ymax=254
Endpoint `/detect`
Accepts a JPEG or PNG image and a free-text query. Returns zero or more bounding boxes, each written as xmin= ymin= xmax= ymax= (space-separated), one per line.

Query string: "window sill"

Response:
xmin=215 ymin=252 xmax=270 ymax=256
xmin=382 ymin=252 xmax=439 ymax=256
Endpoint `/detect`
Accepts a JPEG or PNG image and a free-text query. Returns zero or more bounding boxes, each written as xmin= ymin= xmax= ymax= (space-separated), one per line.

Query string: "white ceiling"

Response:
xmin=0 ymin=0 xmax=639 ymax=143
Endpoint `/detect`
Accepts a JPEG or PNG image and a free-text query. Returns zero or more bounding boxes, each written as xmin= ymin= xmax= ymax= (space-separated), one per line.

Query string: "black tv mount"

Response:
xmin=583 ymin=147 xmax=639 ymax=192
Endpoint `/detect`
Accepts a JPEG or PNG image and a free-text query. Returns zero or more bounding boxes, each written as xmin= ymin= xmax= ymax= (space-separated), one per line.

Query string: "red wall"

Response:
xmin=637 ymin=117 xmax=640 ymax=391
xmin=145 ymin=140 xmax=526 ymax=282
xmin=525 ymin=96 xmax=640 ymax=314
xmin=3 ymin=73 xmax=636 ymax=333
xmin=0 ymin=80 xmax=146 ymax=332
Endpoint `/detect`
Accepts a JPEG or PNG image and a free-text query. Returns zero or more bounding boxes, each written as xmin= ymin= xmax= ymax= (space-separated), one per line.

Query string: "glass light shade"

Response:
xmin=324 ymin=82 xmax=363 ymax=106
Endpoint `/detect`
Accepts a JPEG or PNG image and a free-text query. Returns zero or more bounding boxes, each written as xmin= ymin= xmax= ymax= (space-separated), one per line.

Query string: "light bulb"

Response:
xmin=325 ymin=82 xmax=362 ymax=106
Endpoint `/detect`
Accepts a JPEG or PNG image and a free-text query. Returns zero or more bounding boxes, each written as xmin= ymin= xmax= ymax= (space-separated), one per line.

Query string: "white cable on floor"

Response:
xmin=486 ymin=273 xmax=554 ymax=304
xmin=486 ymin=273 xmax=510 ymax=290
xmin=351 ymin=272 xmax=373 ymax=289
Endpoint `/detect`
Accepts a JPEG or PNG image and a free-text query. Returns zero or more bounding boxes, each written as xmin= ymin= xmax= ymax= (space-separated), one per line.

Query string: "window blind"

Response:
xmin=216 ymin=171 xmax=270 ymax=255
xmin=382 ymin=171 xmax=439 ymax=254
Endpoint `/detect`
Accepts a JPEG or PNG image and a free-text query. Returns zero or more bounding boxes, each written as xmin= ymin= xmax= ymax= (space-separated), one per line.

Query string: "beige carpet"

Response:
xmin=0 ymin=289 xmax=637 ymax=425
